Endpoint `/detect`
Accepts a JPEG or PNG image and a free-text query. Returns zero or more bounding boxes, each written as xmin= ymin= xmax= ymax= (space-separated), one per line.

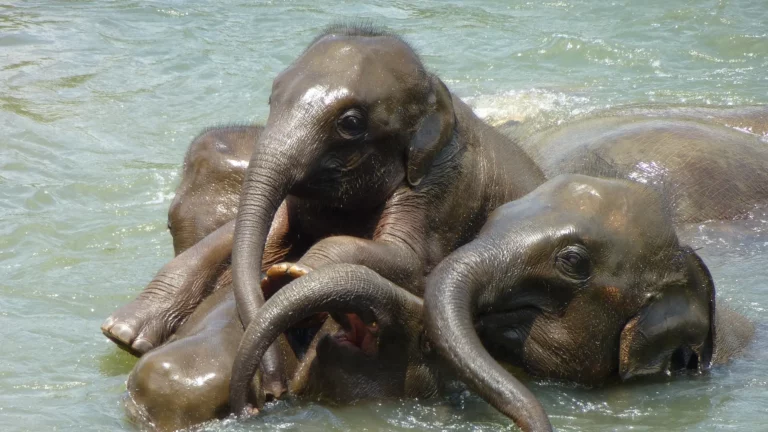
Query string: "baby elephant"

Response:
xmin=425 ymin=174 xmax=754 ymax=428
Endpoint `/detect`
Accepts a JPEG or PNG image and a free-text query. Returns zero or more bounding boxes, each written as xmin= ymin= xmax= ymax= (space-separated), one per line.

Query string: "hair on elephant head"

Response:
xmin=232 ymin=23 xmax=455 ymax=327
xmin=425 ymin=174 xmax=718 ymax=421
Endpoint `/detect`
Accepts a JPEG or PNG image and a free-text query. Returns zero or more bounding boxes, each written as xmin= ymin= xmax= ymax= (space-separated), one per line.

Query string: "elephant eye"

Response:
xmin=337 ymin=108 xmax=367 ymax=140
xmin=556 ymin=245 xmax=591 ymax=281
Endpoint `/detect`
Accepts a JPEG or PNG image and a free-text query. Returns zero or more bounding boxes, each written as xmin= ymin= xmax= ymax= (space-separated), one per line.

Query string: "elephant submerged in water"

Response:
xmin=122 ymin=126 xmax=295 ymax=429
xmin=424 ymin=174 xmax=754 ymax=428
xmin=229 ymin=23 xmax=551 ymax=392
xmin=103 ymin=22 xmax=768 ymax=360
xmin=513 ymin=105 xmax=768 ymax=223
xmin=118 ymin=105 xmax=766 ymax=430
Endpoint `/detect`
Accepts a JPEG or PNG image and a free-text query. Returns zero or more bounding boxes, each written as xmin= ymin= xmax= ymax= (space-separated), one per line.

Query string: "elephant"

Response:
xmin=124 ymin=265 xmax=427 ymax=432
xmin=424 ymin=174 xmax=754 ymax=430
xmin=229 ymin=24 xmax=545 ymax=391
xmin=227 ymin=264 xmax=551 ymax=431
xmin=126 ymin=265 xmax=549 ymax=432
xmin=105 ymin=22 xmax=767 ymax=428
xmin=102 ymin=125 xmax=259 ymax=356
xmin=513 ymin=106 xmax=768 ymax=223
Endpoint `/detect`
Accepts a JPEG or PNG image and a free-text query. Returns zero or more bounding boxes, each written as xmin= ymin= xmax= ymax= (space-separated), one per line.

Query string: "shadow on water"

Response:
xmin=98 ymin=348 xmax=139 ymax=378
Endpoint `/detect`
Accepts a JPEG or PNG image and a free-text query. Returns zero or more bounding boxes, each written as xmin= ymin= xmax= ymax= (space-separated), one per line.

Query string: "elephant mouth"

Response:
xmin=329 ymin=313 xmax=380 ymax=356
xmin=475 ymin=306 xmax=540 ymax=362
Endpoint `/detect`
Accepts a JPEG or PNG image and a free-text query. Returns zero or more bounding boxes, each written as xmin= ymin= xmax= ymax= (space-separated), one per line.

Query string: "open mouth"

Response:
xmin=330 ymin=313 xmax=380 ymax=356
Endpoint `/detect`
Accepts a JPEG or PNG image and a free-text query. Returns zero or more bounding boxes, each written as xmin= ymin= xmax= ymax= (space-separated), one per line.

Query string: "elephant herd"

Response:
xmin=101 ymin=25 xmax=768 ymax=431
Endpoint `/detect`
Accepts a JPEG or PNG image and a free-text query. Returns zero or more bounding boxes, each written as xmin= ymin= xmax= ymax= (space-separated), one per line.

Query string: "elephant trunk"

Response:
xmin=232 ymin=142 xmax=295 ymax=327
xmin=423 ymin=245 xmax=552 ymax=432
xmin=229 ymin=264 xmax=423 ymax=415
xmin=232 ymin=131 xmax=301 ymax=397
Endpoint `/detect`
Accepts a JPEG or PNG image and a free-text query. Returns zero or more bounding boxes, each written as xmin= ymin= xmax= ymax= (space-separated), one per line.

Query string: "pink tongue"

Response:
xmin=343 ymin=313 xmax=378 ymax=355
xmin=344 ymin=313 xmax=368 ymax=348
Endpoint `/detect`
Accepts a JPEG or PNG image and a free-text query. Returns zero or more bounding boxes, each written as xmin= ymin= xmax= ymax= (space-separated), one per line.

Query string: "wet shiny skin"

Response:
xmin=2 ymin=0 xmax=767 ymax=431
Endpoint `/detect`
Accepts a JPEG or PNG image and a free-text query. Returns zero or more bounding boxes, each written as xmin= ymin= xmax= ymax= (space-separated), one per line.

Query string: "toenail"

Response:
xmin=132 ymin=339 xmax=154 ymax=354
xmin=112 ymin=323 xmax=136 ymax=344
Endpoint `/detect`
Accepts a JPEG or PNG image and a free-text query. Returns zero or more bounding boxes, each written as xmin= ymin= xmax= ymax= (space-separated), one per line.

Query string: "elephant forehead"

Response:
xmin=292 ymin=37 xmax=424 ymax=94
xmin=549 ymin=176 xmax=674 ymax=234
xmin=298 ymin=85 xmax=352 ymax=108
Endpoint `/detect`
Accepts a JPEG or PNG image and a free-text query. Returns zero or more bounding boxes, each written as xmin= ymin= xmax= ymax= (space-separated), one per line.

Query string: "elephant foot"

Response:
xmin=102 ymin=293 xmax=179 ymax=357
xmin=261 ymin=262 xmax=313 ymax=299
xmin=262 ymin=263 xmax=325 ymax=329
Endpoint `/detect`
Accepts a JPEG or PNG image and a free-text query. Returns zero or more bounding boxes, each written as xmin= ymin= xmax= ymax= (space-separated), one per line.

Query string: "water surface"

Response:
xmin=1 ymin=1 xmax=767 ymax=431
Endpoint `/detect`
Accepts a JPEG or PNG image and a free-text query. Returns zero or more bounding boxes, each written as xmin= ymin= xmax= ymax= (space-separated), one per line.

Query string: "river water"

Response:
xmin=1 ymin=1 xmax=767 ymax=431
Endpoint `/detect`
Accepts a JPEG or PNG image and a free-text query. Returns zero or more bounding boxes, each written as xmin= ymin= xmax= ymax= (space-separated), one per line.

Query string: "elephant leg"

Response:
xmin=102 ymin=221 xmax=234 ymax=356
xmin=261 ymin=234 xmax=424 ymax=297
xmin=126 ymin=286 xmax=297 ymax=431
xmin=103 ymin=201 xmax=298 ymax=356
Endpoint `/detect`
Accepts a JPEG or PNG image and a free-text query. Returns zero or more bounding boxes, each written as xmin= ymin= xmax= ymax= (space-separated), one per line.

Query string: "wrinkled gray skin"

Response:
xmin=515 ymin=106 xmax=768 ymax=222
xmin=425 ymin=175 xmax=754 ymax=428
xmin=231 ymin=25 xmax=544 ymax=395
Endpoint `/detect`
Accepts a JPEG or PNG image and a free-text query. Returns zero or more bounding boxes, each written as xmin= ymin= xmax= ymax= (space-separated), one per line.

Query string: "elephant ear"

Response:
xmin=406 ymin=75 xmax=456 ymax=187
xmin=618 ymin=247 xmax=715 ymax=380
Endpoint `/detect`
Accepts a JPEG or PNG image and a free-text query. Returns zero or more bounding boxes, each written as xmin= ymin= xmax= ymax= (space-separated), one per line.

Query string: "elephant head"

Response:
xmin=229 ymin=264 xmax=551 ymax=430
xmin=232 ymin=25 xmax=455 ymax=325
xmin=168 ymin=126 xmax=258 ymax=255
xmin=425 ymin=174 xmax=715 ymax=419
xmin=229 ymin=264 xmax=433 ymax=412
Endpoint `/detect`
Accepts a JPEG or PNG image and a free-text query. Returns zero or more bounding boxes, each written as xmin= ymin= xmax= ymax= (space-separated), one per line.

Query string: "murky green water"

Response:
xmin=1 ymin=1 xmax=767 ymax=431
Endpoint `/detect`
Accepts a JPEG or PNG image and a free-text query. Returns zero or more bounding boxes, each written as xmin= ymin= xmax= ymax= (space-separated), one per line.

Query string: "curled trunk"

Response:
xmin=423 ymin=247 xmax=552 ymax=432
xmin=229 ymin=264 xmax=423 ymax=414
